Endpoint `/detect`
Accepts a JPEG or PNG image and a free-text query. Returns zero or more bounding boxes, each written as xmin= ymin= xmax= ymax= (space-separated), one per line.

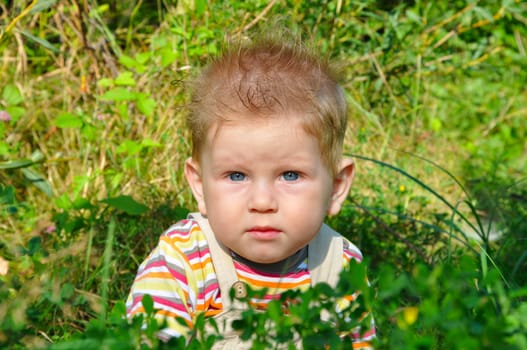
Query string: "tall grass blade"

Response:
xmin=348 ymin=153 xmax=480 ymax=236
xmin=19 ymin=29 xmax=59 ymax=53
xmin=349 ymin=153 xmax=510 ymax=286
xmin=100 ymin=217 xmax=116 ymax=320
xmin=84 ymin=228 xmax=95 ymax=288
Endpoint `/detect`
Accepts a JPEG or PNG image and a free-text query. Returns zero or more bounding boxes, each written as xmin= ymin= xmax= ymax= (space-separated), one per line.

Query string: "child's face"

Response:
xmin=185 ymin=116 xmax=354 ymax=264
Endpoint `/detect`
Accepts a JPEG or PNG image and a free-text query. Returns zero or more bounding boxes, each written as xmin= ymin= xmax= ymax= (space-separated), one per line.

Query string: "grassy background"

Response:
xmin=1 ymin=0 xmax=526 ymax=349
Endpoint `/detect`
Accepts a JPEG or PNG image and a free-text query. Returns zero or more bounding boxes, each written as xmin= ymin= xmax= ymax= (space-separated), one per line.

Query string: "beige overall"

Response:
xmin=189 ymin=213 xmax=344 ymax=349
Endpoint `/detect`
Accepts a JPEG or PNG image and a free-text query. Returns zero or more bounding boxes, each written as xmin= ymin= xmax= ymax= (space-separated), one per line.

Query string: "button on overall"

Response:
xmin=232 ymin=281 xmax=248 ymax=299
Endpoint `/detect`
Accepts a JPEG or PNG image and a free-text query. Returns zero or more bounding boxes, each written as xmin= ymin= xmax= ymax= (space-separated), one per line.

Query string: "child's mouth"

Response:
xmin=246 ymin=226 xmax=282 ymax=240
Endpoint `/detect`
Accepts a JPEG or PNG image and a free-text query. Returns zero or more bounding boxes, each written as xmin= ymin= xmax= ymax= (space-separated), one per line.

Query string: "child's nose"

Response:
xmin=248 ymin=181 xmax=278 ymax=213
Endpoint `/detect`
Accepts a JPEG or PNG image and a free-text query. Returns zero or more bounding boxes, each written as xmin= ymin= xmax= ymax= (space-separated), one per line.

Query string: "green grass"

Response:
xmin=1 ymin=0 xmax=526 ymax=349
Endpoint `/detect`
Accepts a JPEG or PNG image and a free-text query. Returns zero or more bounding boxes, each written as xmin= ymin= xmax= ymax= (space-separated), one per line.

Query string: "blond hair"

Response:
xmin=187 ymin=35 xmax=347 ymax=175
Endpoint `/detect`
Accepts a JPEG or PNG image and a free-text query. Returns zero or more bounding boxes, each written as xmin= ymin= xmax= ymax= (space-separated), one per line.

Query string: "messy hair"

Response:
xmin=187 ymin=33 xmax=347 ymax=175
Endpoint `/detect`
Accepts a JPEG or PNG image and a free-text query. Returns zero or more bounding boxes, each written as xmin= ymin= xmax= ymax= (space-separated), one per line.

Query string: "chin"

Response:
xmin=253 ymin=255 xmax=285 ymax=264
xmin=238 ymin=252 xmax=279 ymax=264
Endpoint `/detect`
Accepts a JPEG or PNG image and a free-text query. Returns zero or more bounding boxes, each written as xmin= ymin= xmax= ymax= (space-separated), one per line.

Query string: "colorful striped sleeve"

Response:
xmin=125 ymin=219 xmax=221 ymax=339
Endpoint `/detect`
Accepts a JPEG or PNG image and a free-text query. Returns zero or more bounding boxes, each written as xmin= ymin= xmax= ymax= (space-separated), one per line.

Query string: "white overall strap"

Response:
xmin=308 ymin=223 xmax=344 ymax=288
xmin=188 ymin=212 xmax=239 ymax=310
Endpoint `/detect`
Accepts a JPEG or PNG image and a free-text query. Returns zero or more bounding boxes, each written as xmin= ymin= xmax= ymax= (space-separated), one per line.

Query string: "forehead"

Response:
xmin=202 ymin=116 xmax=321 ymax=159
xmin=206 ymin=114 xmax=308 ymax=142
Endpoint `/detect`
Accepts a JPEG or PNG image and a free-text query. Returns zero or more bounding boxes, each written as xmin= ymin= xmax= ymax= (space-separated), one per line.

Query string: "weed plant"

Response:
xmin=0 ymin=0 xmax=526 ymax=349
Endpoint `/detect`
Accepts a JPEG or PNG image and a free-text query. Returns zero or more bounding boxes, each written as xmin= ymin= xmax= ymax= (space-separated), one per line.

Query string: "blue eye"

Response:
xmin=282 ymin=171 xmax=299 ymax=181
xmin=228 ymin=172 xmax=246 ymax=181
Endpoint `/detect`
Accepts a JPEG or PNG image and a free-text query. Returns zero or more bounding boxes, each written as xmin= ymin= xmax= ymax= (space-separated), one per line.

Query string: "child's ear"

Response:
xmin=184 ymin=157 xmax=207 ymax=216
xmin=327 ymin=158 xmax=355 ymax=217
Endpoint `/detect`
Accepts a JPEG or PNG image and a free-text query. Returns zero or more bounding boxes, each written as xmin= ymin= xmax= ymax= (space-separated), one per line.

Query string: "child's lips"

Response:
xmin=246 ymin=226 xmax=282 ymax=240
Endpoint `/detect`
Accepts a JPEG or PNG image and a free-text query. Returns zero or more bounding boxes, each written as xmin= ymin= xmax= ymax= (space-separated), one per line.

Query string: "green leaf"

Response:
xmin=97 ymin=78 xmax=114 ymax=87
xmin=54 ymin=112 xmax=83 ymax=128
xmin=29 ymin=0 xmax=58 ymax=14
xmin=0 ymin=185 xmax=15 ymax=205
xmin=117 ymin=102 xmax=130 ymax=120
xmin=0 ymin=158 xmax=34 ymax=169
xmin=267 ymin=301 xmax=282 ymax=322
xmin=141 ymin=294 xmax=154 ymax=314
xmin=109 ymin=301 xmax=127 ymax=324
xmin=72 ymin=197 xmax=94 ymax=210
xmin=54 ymin=193 xmax=71 ymax=210
xmin=114 ymin=72 xmax=136 ymax=86
xmin=136 ymin=96 xmax=156 ymax=117
xmin=406 ymin=10 xmax=421 ymax=24
xmin=195 ymin=0 xmax=207 ymax=16
xmin=474 ymin=6 xmax=495 ymax=22
xmin=430 ymin=117 xmax=442 ymax=132
xmin=5 ymin=106 xmax=25 ymax=121
xmin=19 ymin=30 xmax=59 ymax=53
xmin=0 ymin=142 xmax=8 ymax=156
xmin=136 ymin=52 xmax=151 ymax=65
xmin=99 ymin=87 xmax=136 ymax=102
xmin=116 ymin=140 xmax=141 ymax=155
xmin=140 ymin=138 xmax=162 ymax=148
xmin=96 ymin=4 xmax=110 ymax=14
xmin=160 ymin=48 xmax=178 ymax=67
xmin=2 ymin=84 xmax=24 ymax=105
xmin=21 ymin=167 xmax=54 ymax=197
xmin=81 ymin=124 xmax=97 ymax=141
xmin=118 ymin=54 xmax=137 ymax=69
xmin=61 ymin=283 xmax=75 ymax=299
xmin=102 ymin=195 xmax=148 ymax=215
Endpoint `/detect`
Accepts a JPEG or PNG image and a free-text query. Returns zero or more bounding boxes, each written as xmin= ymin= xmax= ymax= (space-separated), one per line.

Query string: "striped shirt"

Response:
xmin=126 ymin=218 xmax=375 ymax=347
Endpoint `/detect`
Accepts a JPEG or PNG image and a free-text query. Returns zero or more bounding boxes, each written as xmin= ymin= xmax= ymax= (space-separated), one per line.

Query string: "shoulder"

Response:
xmin=162 ymin=218 xmax=199 ymax=239
xmin=150 ymin=218 xmax=217 ymax=284
xmin=158 ymin=218 xmax=208 ymax=254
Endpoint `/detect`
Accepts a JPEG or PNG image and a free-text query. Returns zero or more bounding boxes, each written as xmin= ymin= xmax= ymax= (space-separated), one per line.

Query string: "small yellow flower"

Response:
xmin=403 ymin=306 xmax=419 ymax=325
xmin=399 ymin=185 xmax=406 ymax=193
